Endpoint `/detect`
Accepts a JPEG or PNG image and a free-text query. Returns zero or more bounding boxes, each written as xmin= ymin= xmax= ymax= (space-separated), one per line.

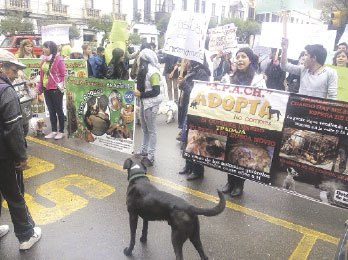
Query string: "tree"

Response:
xmin=128 ymin=33 xmax=142 ymax=45
xmin=220 ymin=18 xmax=261 ymax=43
xmin=156 ymin=13 xmax=171 ymax=35
xmin=208 ymin=17 xmax=218 ymax=29
xmin=87 ymin=15 xmax=113 ymax=46
xmin=0 ymin=12 xmax=33 ymax=35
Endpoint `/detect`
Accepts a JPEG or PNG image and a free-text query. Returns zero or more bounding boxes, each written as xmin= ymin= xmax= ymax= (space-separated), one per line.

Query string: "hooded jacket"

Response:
xmin=138 ymin=48 xmax=164 ymax=109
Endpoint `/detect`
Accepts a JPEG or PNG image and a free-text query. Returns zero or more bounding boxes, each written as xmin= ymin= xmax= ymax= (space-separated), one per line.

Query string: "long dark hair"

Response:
xmin=137 ymin=58 xmax=149 ymax=93
xmin=43 ymin=41 xmax=58 ymax=76
xmin=230 ymin=65 xmax=255 ymax=86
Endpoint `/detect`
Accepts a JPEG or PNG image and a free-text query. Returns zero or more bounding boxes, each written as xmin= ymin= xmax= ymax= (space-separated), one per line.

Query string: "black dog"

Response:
xmin=268 ymin=106 xmax=282 ymax=121
xmin=123 ymin=155 xmax=226 ymax=260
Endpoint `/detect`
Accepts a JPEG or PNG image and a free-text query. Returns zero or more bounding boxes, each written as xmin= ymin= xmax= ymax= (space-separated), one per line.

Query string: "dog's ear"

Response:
xmin=141 ymin=157 xmax=152 ymax=168
xmin=123 ymin=158 xmax=132 ymax=170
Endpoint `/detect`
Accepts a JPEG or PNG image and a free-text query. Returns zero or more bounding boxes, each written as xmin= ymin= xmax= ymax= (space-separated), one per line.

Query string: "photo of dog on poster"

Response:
xmin=186 ymin=130 xmax=227 ymax=160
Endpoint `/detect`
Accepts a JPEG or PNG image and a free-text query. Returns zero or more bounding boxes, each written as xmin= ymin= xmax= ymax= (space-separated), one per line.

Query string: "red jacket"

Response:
xmin=37 ymin=55 xmax=66 ymax=93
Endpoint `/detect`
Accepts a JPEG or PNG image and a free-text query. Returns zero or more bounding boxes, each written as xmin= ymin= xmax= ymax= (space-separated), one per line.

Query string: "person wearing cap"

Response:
xmin=0 ymin=49 xmax=42 ymax=250
xmin=222 ymin=47 xmax=266 ymax=197
xmin=37 ymin=41 xmax=67 ymax=140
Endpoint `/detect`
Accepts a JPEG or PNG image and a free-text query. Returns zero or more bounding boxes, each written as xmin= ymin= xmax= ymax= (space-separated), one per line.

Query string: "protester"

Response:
xmin=162 ymin=54 xmax=179 ymax=102
xmin=213 ymin=50 xmax=232 ymax=81
xmin=265 ymin=48 xmax=286 ymax=90
xmin=89 ymin=47 xmax=107 ymax=79
xmin=221 ymin=47 xmax=266 ymax=196
xmin=331 ymin=50 xmax=348 ymax=101
xmin=37 ymin=41 xmax=66 ymax=140
xmin=286 ymin=51 xmax=305 ymax=93
xmin=178 ymin=58 xmax=211 ymax=180
xmin=337 ymin=42 xmax=348 ymax=52
xmin=15 ymin=39 xmax=34 ymax=58
xmin=70 ymin=46 xmax=84 ymax=59
xmin=0 ymin=49 xmax=41 ymax=250
xmin=124 ymin=40 xmax=139 ymax=71
xmin=281 ymin=38 xmax=338 ymax=99
xmin=82 ymin=44 xmax=93 ymax=76
xmin=333 ymin=50 xmax=348 ymax=67
xmin=106 ymin=48 xmax=129 ymax=80
xmin=133 ymin=48 xmax=163 ymax=165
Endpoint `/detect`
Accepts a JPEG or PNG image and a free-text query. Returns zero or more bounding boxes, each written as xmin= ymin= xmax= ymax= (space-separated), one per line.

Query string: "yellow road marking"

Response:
xmin=27 ymin=136 xmax=340 ymax=259
xmin=28 ymin=174 xmax=114 ymax=225
xmin=289 ymin=235 xmax=317 ymax=260
xmin=24 ymin=155 xmax=55 ymax=178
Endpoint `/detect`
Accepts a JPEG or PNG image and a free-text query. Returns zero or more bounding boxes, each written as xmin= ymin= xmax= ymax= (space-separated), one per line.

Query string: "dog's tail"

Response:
xmin=189 ymin=190 xmax=226 ymax=217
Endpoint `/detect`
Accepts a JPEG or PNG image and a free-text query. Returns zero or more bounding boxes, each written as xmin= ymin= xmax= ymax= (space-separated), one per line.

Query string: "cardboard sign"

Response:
xmin=208 ymin=23 xmax=238 ymax=52
xmin=163 ymin=11 xmax=209 ymax=64
xmin=41 ymin=24 xmax=70 ymax=45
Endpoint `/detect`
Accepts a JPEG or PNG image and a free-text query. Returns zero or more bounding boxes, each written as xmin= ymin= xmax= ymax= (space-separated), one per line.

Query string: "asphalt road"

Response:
xmin=0 ymin=115 xmax=347 ymax=260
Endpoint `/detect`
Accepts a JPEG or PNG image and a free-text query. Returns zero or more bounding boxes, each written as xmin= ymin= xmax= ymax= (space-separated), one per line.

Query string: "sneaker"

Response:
xmin=0 ymin=225 xmax=9 ymax=238
xmin=19 ymin=227 xmax=41 ymax=250
xmin=135 ymin=151 xmax=148 ymax=157
xmin=54 ymin=132 xmax=64 ymax=140
xmin=44 ymin=132 xmax=57 ymax=139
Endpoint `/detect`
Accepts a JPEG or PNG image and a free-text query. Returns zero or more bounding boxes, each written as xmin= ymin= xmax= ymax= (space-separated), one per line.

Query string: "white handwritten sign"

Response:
xmin=163 ymin=11 xmax=209 ymax=64
xmin=41 ymin=24 xmax=70 ymax=45
xmin=208 ymin=23 xmax=237 ymax=52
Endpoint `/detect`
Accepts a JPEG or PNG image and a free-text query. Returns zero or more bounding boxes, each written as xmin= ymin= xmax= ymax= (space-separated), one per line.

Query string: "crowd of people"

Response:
xmin=1 ymin=32 xmax=348 ymax=251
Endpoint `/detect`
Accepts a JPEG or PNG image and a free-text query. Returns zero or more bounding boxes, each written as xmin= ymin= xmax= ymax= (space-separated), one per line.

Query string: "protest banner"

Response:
xmin=208 ymin=23 xmax=238 ymax=52
xmin=105 ymin=20 xmax=129 ymax=64
xmin=255 ymin=0 xmax=313 ymax=14
xmin=163 ymin=10 xmax=209 ymax=64
xmin=259 ymin=22 xmax=336 ymax=60
xmin=65 ymin=76 xmax=135 ymax=154
xmin=184 ymin=81 xmax=348 ymax=209
xmin=19 ymin=58 xmax=88 ymax=113
xmin=41 ymin=24 xmax=70 ymax=45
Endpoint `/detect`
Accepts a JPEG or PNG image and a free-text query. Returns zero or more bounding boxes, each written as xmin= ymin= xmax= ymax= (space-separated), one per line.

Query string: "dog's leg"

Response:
xmin=189 ymin=218 xmax=208 ymax=260
xmin=171 ymin=227 xmax=186 ymax=260
xmin=140 ymin=218 xmax=148 ymax=243
xmin=124 ymin=213 xmax=138 ymax=256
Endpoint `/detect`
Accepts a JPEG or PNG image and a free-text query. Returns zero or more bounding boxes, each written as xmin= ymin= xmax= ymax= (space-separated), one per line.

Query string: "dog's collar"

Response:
xmin=128 ymin=173 xmax=147 ymax=182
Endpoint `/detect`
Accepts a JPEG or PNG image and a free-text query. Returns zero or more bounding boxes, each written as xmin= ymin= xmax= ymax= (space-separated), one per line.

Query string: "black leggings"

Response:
xmin=44 ymin=88 xmax=64 ymax=133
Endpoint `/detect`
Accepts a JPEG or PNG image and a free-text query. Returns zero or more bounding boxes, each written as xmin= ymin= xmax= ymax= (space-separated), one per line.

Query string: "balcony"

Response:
xmin=113 ymin=13 xmax=127 ymax=21
xmin=47 ymin=3 xmax=69 ymax=17
xmin=6 ymin=0 xmax=31 ymax=12
xmin=84 ymin=8 xmax=101 ymax=19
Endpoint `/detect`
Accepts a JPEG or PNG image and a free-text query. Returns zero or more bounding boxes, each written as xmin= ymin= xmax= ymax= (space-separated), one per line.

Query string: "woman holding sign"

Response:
xmin=222 ymin=47 xmax=266 ymax=197
xmin=36 ymin=41 xmax=66 ymax=140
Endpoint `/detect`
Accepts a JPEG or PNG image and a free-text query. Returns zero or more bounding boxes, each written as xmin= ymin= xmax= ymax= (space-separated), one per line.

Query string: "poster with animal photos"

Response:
xmin=66 ymin=76 xmax=135 ymax=154
xmin=19 ymin=58 xmax=88 ymax=113
xmin=185 ymin=81 xmax=348 ymax=209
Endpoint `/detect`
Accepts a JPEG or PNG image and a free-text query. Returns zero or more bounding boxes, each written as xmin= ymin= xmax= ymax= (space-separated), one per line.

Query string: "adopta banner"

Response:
xmin=66 ymin=76 xmax=135 ymax=154
xmin=185 ymin=81 xmax=348 ymax=209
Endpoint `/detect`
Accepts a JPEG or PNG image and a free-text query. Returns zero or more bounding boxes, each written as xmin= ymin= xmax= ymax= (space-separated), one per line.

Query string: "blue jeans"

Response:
xmin=140 ymin=102 xmax=159 ymax=160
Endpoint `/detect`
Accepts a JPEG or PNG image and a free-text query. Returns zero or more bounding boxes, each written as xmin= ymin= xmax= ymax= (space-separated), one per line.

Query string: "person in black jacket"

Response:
xmin=177 ymin=58 xmax=211 ymax=180
xmin=162 ymin=54 xmax=179 ymax=102
xmin=0 ymin=49 xmax=41 ymax=250
xmin=265 ymin=48 xmax=286 ymax=90
xmin=106 ymin=48 xmax=129 ymax=80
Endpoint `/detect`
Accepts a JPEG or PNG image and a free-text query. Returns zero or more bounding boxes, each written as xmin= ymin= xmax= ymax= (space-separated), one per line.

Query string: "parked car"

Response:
xmin=0 ymin=33 xmax=42 ymax=57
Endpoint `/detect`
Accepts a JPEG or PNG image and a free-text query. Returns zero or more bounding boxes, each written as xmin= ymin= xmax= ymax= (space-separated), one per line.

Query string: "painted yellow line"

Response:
xmin=24 ymin=155 xmax=55 ymax=178
xmin=289 ymin=235 xmax=317 ymax=260
xmin=27 ymin=137 xmax=340 ymax=250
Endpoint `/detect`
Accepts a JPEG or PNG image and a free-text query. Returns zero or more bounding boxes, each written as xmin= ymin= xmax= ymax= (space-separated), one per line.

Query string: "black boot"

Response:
xmin=179 ymin=161 xmax=192 ymax=175
xmin=222 ymin=175 xmax=234 ymax=193
xmin=186 ymin=163 xmax=204 ymax=181
xmin=230 ymin=178 xmax=245 ymax=197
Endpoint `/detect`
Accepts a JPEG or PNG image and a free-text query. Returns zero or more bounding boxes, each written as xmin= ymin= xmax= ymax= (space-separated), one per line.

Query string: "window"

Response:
xmin=212 ymin=3 xmax=215 ymax=16
xmin=182 ymin=0 xmax=187 ymax=11
xmin=86 ymin=0 xmax=94 ymax=8
xmin=144 ymin=0 xmax=151 ymax=21
xmin=194 ymin=0 xmax=199 ymax=13
xmin=221 ymin=6 xmax=225 ymax=19
xmin=114 ymin=0 xmax=121 ymax=13
xmin=265 ymin=13 xmax=270 ymax=22
xmin=201 ymin=1 xmax=205 ymax=13
xmin=155 ymin=0 xmax=161 ymax=11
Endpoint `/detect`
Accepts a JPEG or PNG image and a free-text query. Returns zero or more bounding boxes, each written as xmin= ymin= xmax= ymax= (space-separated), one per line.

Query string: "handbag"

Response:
xmin=49 ymin=70 xmax=65 ymax=93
